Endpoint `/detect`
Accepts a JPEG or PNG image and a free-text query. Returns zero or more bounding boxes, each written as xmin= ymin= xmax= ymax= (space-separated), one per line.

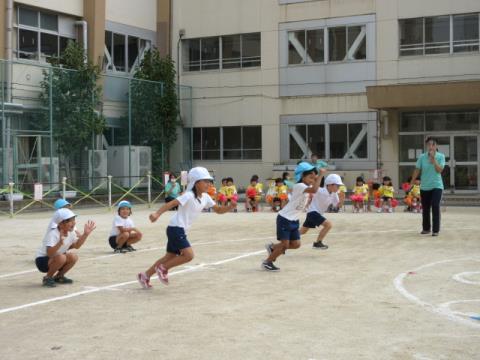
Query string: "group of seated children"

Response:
xmin=348 ymin=176 xmax=399 ymax=213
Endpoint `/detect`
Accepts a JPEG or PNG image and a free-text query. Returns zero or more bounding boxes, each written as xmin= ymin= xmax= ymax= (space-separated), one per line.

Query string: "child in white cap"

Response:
xmin=137 ymin=167 xmax=236 ymax=289
xmin=300 ymin=174 xmax=343 ymax=249
xmin=262 ymin=162 xmax=325 ymax=271
xmin=35 ymin=209 xmax=96 ymax=287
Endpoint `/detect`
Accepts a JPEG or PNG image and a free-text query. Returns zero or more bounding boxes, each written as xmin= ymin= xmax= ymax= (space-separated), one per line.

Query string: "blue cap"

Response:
xmin=54 ymin=198 xmax=70 ymax=210
xmin=117 ymin=200 xmax=132 ymax=209
xmin=294 ymin=162 xmax=317 ymax=182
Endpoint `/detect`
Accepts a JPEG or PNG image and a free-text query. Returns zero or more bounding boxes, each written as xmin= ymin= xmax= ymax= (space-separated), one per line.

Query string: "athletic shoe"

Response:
xmin=312 ymin=241 xmax=329 ymax=250
xmin=265 ymin=242 xmax=274 ymax=256
xmin=421 ymin=230 xmax=430 ymax=235
xmin=155 ymin=264 xmax=169 ymax=285
xmin=137 ymin=272 xmax=152 ymax=289
xmin=388 ymin=208 xmax=393 ymax=213
xmin=42 ymin=276 xmax=56 ymax=287
xmin=262 ymin=261 xmax=280 ymax=271
xmin=114 ymin=247 xmax=127 ymax=254
xmin=432 ymin=232 xmax=439 ymax=237
xmin=54 ymin=275 xmax=73 ymax=284
xmin=125 ymin=245 xmax=136 ymax=252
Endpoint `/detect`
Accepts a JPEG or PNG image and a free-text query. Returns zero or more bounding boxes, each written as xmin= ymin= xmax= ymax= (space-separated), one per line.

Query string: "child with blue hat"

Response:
xmin=108 ymin=200 xmax=143 ymax=253
xmin=262 ymin=162 xmax=325 ymax=271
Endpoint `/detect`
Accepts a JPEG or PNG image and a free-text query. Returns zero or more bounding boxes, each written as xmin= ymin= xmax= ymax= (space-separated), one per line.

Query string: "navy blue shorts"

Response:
xmin=108 ymin=235 xmax=117 ymax=249
xmin=166 ymin=226 xmax=191 ymax=255
xmin=303 ymin=211 xmax=327 ymax=228
xmin=35 ymin=256 xmax=49 ymax=273
xmin=276 ymin=215 xmax=300 ymax=241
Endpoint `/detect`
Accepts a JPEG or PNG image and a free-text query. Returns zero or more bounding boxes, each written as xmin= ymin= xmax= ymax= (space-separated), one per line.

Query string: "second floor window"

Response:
xmin=400 ymin=13 xmax=479 ymax=56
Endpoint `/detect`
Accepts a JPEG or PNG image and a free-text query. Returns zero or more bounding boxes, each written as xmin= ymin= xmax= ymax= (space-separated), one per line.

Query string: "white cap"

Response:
xmin=186 ymin=167 xmax=213 ymax=191
xmin=324 ymin=174 xmax=344 ymax=186
xmin=52 ymin=208 xmax=76 ymax=225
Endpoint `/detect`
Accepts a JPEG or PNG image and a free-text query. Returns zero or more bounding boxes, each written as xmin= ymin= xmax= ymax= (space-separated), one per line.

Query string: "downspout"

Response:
xmin=75 ymin=20 xmax=88 ymax=62
xmin=3 ymin=0 xmax=14 ymax=184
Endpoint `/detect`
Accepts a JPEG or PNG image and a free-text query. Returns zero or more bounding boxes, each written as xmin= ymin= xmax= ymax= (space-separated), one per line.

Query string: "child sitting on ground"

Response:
xmin=108 ymin=200 xmax=143 ymax=253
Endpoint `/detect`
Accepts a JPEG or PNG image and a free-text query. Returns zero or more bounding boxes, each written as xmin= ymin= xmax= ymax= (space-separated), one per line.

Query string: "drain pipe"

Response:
xmin=75 ymin=20 xmax=88 ymax=62
xmin=5 ymin=0 xmax=13 ymax=101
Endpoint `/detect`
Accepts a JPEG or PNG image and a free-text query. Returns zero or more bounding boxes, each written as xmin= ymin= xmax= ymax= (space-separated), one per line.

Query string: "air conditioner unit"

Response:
xmin=107 ymin=146 xmax=151 ymax=188
xmin=88 ymin=150 xmax=108 ymax=189
xmin=0 ymin=148 xmax=14 ymax=185
xmin=40 ymin=157 xmax=59 ymax=190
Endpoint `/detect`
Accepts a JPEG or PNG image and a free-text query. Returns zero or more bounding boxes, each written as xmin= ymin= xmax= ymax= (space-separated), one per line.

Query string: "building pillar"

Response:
xmin=0 ymin=0 xmax=6 ymax=60
xmin=157 ymin=0 xmax=171 ymax=57
xmin=83 ymin=0 xmax=106 ymax=67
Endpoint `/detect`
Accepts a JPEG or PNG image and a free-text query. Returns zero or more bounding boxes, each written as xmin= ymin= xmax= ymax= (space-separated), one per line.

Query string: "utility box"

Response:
xmin=107 ymin=146 xmax=152 ymax=188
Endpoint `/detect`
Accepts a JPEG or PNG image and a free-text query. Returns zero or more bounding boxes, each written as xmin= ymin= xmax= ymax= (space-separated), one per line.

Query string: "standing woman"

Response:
xmin=410 ymin=137 xmax=445 ymax=236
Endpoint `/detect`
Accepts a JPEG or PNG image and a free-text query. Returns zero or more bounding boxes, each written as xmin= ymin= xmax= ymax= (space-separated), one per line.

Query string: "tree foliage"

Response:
xmin=39 ymin=41 xmax=105 ymax=178
xmin=130 ymin=48 xmax=179 ymax=172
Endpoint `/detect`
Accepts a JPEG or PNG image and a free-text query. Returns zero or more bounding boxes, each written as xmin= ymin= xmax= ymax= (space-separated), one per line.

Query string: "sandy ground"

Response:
xmin=0 ymin=204 xmax=479 ymax=360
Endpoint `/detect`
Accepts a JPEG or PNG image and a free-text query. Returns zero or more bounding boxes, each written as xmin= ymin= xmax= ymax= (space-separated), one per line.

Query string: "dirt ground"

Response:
xmin=0 ymin=204 xmax=479 ymax=360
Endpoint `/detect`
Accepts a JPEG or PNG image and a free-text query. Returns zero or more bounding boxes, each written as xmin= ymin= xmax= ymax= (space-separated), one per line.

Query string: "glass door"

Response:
xmin=452 ymin=135 xmax=478 ymax=192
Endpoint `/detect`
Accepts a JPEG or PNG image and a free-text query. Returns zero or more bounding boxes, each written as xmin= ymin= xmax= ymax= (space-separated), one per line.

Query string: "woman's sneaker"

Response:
xmin=137 ymin=272 xmax=152 ymax=289
xmin=262 ymin=261 xmax=280 ymax=271
xmin=155 ymin=264 xmax=169 ymax=285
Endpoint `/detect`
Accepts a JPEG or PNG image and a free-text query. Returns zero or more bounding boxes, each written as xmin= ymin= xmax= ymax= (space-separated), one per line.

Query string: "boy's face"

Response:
xmin=303 ymin=173 xmax=316 ymax=186
xmin=327 ymin=184 xmax=339 ymax=193
xmin=414 ymin=179 xmax=420 ymax=185
xmin=59 ymin=218 xmax=76 ymax=232
xmin=119 ymin=207 xmax=131 ymax=218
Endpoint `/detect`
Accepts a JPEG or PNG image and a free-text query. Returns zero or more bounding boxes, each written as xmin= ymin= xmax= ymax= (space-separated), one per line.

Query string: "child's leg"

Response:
xmin=56 ymin=252 xmax=78 ymax=277
xmin=145 ymin=253 xmax=177 ymax=278
xmin=316 ymin=220 xmax=333 ymax=243
xmin=300 ymin=226 xmax=309 ymax=235
xmin=115 ymin=232 xmax=130 ymax=248
xmin=266 ymin=240 xmax=289 ymax=262
xmin=126 ymin=231 xmax=143 ymax=245
xmin=162 ymin=247 xmax=194 ymax=270
xmin=288 ymin=240 xmax=301 ymax=250
xmin=46 ymin=254 xmax=67 ymax=278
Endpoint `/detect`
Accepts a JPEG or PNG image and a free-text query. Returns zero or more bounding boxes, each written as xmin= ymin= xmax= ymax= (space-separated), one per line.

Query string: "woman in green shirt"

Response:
xmin=165 ymin=173 xmax=181 ymax=210
xmin=410 ymin=137 xmax=446 ymax=236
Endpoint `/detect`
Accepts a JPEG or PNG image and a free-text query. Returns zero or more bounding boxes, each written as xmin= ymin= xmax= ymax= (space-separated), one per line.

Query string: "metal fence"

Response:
xmin=0 ymin=59 xmax=193 ymax=196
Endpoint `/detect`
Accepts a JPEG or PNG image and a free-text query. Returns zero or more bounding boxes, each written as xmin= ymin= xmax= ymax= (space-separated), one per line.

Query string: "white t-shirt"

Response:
xmin=308 ymin=187 xmax=339 ymax=215
xmin=169 ymin=191 xmax=215 ymax=231
xmin=36 ymin=229 xmax=78 ymax=258
xmin=110 ymin=215 xmax=135 ymax=237
xmin=278 ymin=183 xmax=309 ymax=221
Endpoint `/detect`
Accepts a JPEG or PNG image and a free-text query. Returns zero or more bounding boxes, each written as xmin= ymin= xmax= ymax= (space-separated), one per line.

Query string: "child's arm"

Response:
xmin=46 ymin=237 xmax=65 ymax=257
xmin=211 ymin=202 xmax=236 ymax=214
xmin=149 ymin=199 xmax=180 ymax=222
xmin=304 ymin=168 xmax=326 ymax=194
xmin=71 ymin=220 xmax=96 ymax=249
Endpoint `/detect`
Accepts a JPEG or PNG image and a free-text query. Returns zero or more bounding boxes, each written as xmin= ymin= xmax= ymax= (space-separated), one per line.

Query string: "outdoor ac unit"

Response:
xmin=40 ymin=157 xmax=59 ymax=190
xmin=88 ymin=150 xmax=108 ymax=189
xmin=0 ymin=148 xmax=13 ymax=185
xmin=107 ymin=146 xmax=152 ymax=188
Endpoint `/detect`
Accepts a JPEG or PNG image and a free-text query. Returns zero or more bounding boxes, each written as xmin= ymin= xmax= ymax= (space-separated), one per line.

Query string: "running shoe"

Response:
xmin=137 ymin=272 xmax=152 ymax=289
xmin=42 ymin=276 xmax=56 ymax=287
xmin=262 ymin=261 xmax=280 ymax=271
xmin=312 ymin=241 xmax=329 ymax=250
xmin=155 ymin=264 xmax=169 ymax=285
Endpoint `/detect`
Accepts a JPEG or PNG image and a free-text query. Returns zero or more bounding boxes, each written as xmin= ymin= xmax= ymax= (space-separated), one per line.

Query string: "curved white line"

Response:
xmin=453 ymin=272 xmax=480 ymax=285
xmin=393 ymin=257 xmax=480 ymax=329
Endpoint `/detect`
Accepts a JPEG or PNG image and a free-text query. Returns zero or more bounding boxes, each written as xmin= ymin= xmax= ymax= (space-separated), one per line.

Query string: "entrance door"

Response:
xmin=433 ymin=135 xmax=478 ymax=192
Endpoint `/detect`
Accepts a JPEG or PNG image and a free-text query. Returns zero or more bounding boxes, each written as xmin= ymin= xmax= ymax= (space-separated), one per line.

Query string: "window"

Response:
xmin=330 ymin=123 xmax=367 ymax=159
xmin=453 ymin=14 xmax=479 ymax=53
xmin=288 ymin=25 xmax=366 ymax=65
xmin=400 ymin=13 xmax=480 ymax=56
xmin=16 ymin=7 xmax=75 ymax=61
xmin=184 ymin=33 xmax=261 ymax=72
xmin=193 ymin=126 xmax=262 ymax=160
xmin=104 ymin=31 xmax=151 ymax=73
xmin=288 ymin=29 xmax=325 ymax=64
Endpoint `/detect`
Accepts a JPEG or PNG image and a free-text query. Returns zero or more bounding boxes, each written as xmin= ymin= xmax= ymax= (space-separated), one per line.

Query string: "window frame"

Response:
xmin=183 ymin=33 xmax=261 ymax=73
xmin=193 ymin=126 xmax=262 ymax=161
xmin=104 ymin=30 xmax=151 ymax=73
xmin=16 ymin=6 xmax=75 ymax=62
xmin=399 ymin=13 xmax=480 ymax=57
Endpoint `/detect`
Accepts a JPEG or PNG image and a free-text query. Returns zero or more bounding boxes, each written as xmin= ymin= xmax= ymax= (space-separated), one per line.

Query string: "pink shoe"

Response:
xmin=155 ymin=264 xmax=169 ymax=285
xmin=137 ymin=272 xmax=152 ymax=289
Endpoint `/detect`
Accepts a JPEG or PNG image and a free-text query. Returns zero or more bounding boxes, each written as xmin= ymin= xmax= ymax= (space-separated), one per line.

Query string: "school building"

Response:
xmin=169 ymin=0 xmax=480 ymax=193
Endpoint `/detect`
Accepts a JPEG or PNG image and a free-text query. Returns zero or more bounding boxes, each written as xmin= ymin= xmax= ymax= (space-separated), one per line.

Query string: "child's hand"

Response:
xmin=149 ymin=212 xmax=160 ymax=223
xmin=84 ymin=220 xmax=96 ymax=236
xmin=319 ymin=168 xmax=327 ymax=175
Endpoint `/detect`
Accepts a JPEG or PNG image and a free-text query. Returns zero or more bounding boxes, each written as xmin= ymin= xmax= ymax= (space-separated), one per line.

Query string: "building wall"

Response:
xmin=15 ymin=0 xmax=83 ymax=16
xmin=106 ymin=0 xmax=157 ymax=32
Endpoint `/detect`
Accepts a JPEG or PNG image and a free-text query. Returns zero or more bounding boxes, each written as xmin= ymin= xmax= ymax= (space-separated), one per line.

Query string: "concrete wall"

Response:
xmin=106 ymin=0 xmax=157 ymax=31
xmin=15 ymin=0 xmax=83 ymax=16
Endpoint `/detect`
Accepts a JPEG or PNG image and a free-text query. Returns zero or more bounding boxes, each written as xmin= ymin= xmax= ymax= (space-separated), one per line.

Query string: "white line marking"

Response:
xmin=393 ymin=257 xmax=480 ymax=329
xmin=453 ymin=271 xmax=480 ymax=285
xmin=0 ymin=250 xmax=265 ymax=315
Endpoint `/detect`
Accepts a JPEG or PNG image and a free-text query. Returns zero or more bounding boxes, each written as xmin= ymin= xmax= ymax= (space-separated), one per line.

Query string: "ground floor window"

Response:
xmin=193 ymin=126 xmax=261 ymax=161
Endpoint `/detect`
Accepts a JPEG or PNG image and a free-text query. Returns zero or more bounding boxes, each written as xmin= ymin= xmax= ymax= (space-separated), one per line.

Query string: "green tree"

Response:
xmin=39 ymin=41 xmax=105 ymax=180
xmin=130 ymin=48 xmax=179 ymax=173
